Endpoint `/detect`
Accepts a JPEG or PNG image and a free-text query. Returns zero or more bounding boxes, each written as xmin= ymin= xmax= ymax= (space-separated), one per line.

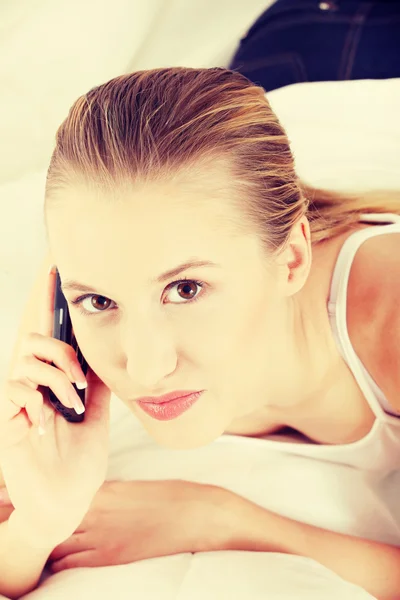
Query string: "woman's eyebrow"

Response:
xmin=60 ymin=259 xmax=221 ymax=293
xmin=152 ymin=258 xmax=220 ymax=284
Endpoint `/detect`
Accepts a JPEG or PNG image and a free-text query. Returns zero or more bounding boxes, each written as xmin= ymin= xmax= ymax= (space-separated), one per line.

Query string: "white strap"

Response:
xmin=328 ymin=215 xmax=400 ymax=419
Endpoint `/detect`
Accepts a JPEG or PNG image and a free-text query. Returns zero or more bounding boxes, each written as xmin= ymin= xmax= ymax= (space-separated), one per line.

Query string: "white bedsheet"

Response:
xmin=21 ymin=395 xmax=384 ymax=600
xmin=22 ymin=556 xmax=375 ymax=600
xmin=1 ymin=0 xmax=400 ymax=598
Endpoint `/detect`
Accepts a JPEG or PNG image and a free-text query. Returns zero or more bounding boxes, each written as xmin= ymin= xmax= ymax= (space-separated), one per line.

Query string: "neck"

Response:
xmin=230 ymin=234 xmax=375 ymax=443
xmin=228 ymin=288 xmax=373 ymax=442
xmin=273 ymin=286 xmax=343 ymax=416
xmin=280 ymin=233 xmax=349 ymax=412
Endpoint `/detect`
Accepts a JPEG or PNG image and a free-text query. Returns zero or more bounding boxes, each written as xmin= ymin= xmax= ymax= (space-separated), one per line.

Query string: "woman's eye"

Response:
xmin=164 ymin=279 xmax=204 ymax=304
xmin=70 ymin=278 xmax=205 ymax=316
xmin=71 ymin=294 xmax=115 ymax=315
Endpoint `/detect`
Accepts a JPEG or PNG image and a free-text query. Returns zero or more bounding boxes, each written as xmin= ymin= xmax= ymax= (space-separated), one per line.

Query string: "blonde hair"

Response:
xmin=44 ymin=67 xmax=400 ymax=248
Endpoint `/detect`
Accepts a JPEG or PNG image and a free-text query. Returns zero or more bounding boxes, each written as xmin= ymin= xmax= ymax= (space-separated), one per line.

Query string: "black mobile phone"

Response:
xmin=48 ymin=268 xmax=89 ymax=423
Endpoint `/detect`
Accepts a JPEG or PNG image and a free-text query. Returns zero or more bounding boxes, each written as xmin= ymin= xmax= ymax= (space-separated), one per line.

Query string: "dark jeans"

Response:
xmin=228 ymin=0 xmax=400 ymax=92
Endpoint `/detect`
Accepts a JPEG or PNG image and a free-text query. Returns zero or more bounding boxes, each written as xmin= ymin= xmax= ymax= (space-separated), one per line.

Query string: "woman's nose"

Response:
xmin=122 ymin=317 xmax=177 ymax=389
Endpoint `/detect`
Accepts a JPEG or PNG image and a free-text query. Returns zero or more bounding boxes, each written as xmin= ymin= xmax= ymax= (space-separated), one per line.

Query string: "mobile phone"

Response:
xmin=48 ymin=268 xmax=89 ymax=423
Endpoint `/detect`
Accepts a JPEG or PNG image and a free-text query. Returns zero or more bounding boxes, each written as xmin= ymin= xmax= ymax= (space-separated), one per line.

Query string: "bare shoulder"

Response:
xmin=347 ymin=230 xmax=400 ymax=411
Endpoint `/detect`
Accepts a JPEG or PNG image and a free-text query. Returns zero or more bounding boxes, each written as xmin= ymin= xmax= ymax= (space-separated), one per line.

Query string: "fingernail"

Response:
xmin=38 ymin=407 xmax=46 ymax=435
xmin=71 ymin=363 xmax=87 ymax=389
xmin=48 ymin=264 xmax=56 ymax=275
xmin=75 ymin=380 xmax=88 ymax=390
xmin=69 ymin=389 xmax=85 ymax=414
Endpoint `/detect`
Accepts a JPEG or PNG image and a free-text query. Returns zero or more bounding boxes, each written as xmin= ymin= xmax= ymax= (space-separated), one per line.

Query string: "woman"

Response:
xmin=229 ymin=0 xmax=400 ymax=92
xmin=0 ymin=67 xmax=399 ymax=599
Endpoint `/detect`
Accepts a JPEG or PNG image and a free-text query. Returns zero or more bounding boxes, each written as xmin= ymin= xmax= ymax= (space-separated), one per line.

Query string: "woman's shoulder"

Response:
xmin=347 ymin=229 xmax=400 ymax=411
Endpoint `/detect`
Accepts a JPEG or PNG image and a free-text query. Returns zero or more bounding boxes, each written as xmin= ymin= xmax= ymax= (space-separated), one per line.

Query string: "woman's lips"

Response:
xmin=136 ymin=391 xmax=203 ymax=421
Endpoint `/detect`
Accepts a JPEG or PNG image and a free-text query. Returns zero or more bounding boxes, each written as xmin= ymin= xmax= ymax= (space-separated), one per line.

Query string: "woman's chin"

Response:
xmin=140 ymin=413 xmax=228 ymax=450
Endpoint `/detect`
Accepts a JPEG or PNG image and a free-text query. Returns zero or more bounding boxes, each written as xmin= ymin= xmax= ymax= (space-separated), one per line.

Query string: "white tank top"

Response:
xmin=228 ymin=213 xmax=400 ymax=474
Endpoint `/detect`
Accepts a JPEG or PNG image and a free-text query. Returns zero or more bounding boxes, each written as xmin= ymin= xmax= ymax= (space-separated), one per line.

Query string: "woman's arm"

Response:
xmin=0 ymin=254 xmax=54 ymax=598
xmin=0 ymin=251 xmax=53 ymax=489
xmin=0 ymin=512 xmax=55 ymax=599
xmin=217 ymin=489 xmax=400 ymax=600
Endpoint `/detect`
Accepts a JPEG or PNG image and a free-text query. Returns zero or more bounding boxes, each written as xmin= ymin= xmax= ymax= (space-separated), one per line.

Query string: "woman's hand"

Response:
xmin=45 ymin=479 xmax=232 ymax=571
xmin=0 ymin=267 xmax=111 ymax=548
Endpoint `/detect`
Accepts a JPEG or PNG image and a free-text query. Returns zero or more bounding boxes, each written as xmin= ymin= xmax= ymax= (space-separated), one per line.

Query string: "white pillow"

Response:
xmin=268 ymin=78 xmax=400 ymax=192
xmin=0 ymin=0 xmax=165 ymax=182
xmin=0 ymin=0 xmax=271 ymax=184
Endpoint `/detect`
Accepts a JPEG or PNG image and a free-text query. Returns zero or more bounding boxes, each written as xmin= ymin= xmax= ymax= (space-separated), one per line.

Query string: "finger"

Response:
xmin=21 ymin=384 xmax=43 ymax=426
xmin=11 ymin=359 xmax=81 ymax=412
xmin=1 ymin=380 xmax=43 ymax=425
xmin=48 ymin=532 xmax=87 ymax=561
xmin=17 ymin=333 xmax=85 ymax=387
xmin=13 ymin=375 xmax=37 ymax=391
xmin=40 ymin=264 xmax=56 ymax=339
xmin=49 ymin=550 xmax=96 ymax=573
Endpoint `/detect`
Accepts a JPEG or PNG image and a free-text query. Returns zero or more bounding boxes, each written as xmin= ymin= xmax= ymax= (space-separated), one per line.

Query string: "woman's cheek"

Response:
xmin=75 ymin=329 xmax=114 ymax=373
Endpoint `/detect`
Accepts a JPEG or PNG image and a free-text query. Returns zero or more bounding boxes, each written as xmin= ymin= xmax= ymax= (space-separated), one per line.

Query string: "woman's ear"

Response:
xmin=276 ymin=217 xmax=312 ymax=296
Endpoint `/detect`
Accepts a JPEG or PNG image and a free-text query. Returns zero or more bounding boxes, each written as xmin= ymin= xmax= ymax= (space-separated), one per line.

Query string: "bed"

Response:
xmin=1 ymin=1 xmax=400 ymax=598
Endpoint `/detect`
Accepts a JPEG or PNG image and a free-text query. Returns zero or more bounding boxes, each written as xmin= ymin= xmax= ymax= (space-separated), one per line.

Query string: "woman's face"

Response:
xmin=47 ymin=177 xmax=295 ymax=449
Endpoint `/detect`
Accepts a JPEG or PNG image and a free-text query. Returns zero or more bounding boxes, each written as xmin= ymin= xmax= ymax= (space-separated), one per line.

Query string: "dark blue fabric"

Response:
xmin=228 ymin=0 xmax=400 ymax=92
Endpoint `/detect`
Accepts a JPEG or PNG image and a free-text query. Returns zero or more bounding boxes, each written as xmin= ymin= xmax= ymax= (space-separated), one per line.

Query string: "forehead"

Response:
xmin=48 ymin=177 xmax=241 ymax=242
xmin=46 ymin=177 xmax=261 ymax=282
